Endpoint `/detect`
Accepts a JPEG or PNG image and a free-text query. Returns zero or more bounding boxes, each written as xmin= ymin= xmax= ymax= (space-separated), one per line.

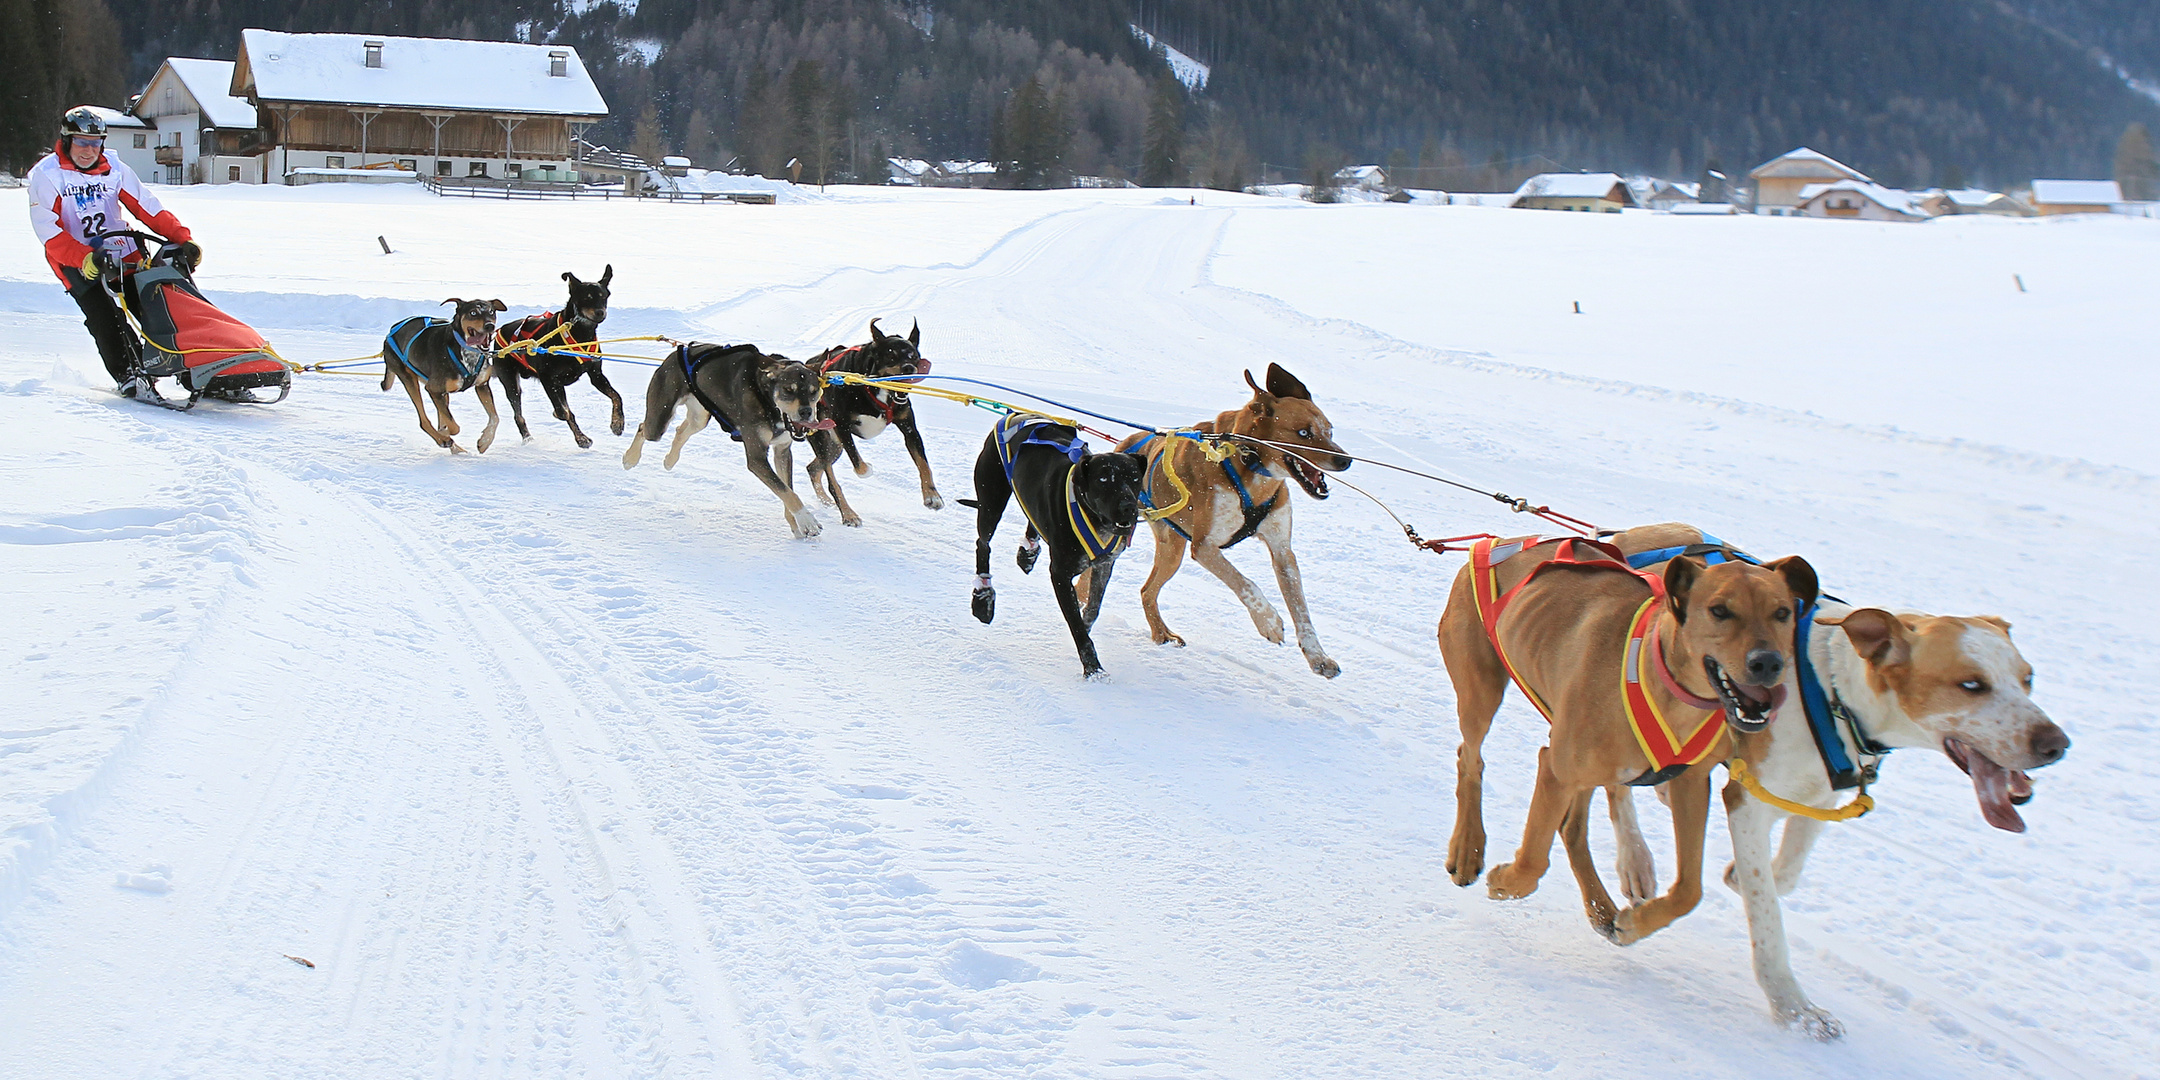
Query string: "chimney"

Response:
xmin=549 ymin=49 xmax=568 ymax=78
xmin=364 ymin=40 xmax=384 ymax=68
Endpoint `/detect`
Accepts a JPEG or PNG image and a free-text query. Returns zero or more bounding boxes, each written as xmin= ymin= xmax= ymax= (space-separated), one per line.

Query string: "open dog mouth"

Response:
xmin=785 ymin=416 xmax=835 ymax=440
xmin=1703 ymin=656 xmax=1786 ymax=732
xmin=1944 ymin=738 xmax=2037 ymax=833
xmin=463 ymin=327 xmax=492 ymax=349
xmin=1286 ymin=454 xmax=1331 ymax=499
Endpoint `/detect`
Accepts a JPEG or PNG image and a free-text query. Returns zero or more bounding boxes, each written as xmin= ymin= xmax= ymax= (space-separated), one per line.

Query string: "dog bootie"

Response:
xmin=971 ymin=575 xmax=996 ymax=624
xmin=1016 ymin=536 xmax=1040 ymax=575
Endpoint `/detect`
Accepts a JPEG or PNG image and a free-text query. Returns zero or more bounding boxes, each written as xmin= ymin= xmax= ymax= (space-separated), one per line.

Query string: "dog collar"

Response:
xmin=1645 ymin=617 xmax=1725 ymax=712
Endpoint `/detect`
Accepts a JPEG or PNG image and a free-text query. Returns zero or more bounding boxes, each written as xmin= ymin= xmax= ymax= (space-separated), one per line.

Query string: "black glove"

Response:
xmin=170 ymin=240 xmax=202 ymax=274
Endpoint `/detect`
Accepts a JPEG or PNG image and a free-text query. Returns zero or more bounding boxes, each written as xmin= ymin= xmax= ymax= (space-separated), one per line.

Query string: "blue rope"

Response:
xmin=828 ymin=372 xmax=1189 ymax=436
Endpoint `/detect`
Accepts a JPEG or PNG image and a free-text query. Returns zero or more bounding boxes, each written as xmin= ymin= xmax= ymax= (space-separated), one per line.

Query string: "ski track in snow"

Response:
xmin=1 ymin=187 xmax=2155 ymax=1079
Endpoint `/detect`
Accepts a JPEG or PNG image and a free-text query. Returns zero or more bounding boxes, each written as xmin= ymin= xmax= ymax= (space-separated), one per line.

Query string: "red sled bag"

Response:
xmin=128 ymin=261 xmax=292 ymax=407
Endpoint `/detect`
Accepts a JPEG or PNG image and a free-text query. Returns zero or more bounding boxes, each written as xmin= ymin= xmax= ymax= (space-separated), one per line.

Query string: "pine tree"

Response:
xmin=2117 ymin=123 xmax=2158 ymax=202
xmin=1140 ymin=74 xmax=1184 ymax=187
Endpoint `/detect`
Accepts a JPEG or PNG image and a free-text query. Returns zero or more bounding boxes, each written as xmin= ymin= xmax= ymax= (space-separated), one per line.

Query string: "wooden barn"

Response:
xmin=229 ymin=30 xmax=609 ymax=185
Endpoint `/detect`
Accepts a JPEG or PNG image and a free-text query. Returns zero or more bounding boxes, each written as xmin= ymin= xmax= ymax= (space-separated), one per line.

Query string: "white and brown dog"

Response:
xmin=1607 ymin=524 xmax=2070 ymax=1040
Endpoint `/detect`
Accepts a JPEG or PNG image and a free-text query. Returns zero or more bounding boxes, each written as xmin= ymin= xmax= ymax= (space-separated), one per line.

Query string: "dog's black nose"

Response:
xmin=1744 ymin=648 xmax=1784 ymax=686
xmin=2030 ymin=723 xmax=2070 ymax=765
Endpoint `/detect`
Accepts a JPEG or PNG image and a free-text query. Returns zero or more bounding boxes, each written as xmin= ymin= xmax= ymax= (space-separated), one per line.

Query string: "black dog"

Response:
xmin=380 ymin=298 xmax=505 ymax=454
xmin=804 ymin=318 xmax=945 ymax=526
xmin=964 ymin=413 xmax=1146 ymax=678
xmin=623 ymin=342 xmax=832 ymax=538
xmin=494 ymin=265 xmax=623 ymax=448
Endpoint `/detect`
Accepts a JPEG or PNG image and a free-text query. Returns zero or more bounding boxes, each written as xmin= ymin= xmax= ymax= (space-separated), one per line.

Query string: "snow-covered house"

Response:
xmin=2028 ymin=179 xmax=2122 ymax=215
xmin=1918 ymin=188 xmax=2030 ymax=217
xmin=130 ymin=58 xmax=263 ymax=185
xmin=231 ymin=30 xmax=609 ymax=185
xmin=886 ymin=158 xmax=932 ymax=185
xmin=1749 ymin=148 xmax=1870 ymax=215
xmin=1794 ymin=181 xmax=1930 ymax=222
xmin=1334 ymin=164 xmax=1388 ymax=192
xmin=1511 ymin=172 xmax=1637 ymax=212
xmin=1638 ymin=179 xmax=1700 ymax=211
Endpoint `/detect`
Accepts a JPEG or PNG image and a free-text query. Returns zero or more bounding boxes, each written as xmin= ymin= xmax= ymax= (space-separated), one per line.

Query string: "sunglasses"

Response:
xmin=72 ymin=137 xmax=106 ymax=147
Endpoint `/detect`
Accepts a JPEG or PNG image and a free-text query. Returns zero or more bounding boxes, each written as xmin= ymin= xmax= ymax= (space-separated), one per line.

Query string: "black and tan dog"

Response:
xmin=494 ymin=265 xmax=624 ymax=448
xmin=380 ymin=299 xmax=505 ymax=454
xmin=1116 ymin=364 xmax=1353 ymax=678
xmin=622 ymin=342 xmax=831 ymax=538
xmin=803 ymin=318 xmax=945 ymax=526
xmin=964 ymin=414 xmax=1146 ymax=679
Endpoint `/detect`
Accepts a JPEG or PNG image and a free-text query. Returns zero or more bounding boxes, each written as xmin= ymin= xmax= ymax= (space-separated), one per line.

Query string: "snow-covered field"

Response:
xmin=1 ymin=183 xmax=2154 ymax=1080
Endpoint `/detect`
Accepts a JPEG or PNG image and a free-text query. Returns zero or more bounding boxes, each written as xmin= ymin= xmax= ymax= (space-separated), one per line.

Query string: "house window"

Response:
xmin=469 ymin=162 xmax=488 ymax=177
xmin=228 ymin=164 xmax=241 ymax=182
xmin=325 ymin=155 xmax=345 ymax=169
xmin=133 ymin=133 xmax=147 ymax=149
xmin=364 ymin=40 xmax=384 ymax=68
xmin=398 ymin=158 xmax=416 ymax=172
xmin=506 ymin=162 xmax=522 ymax=179
xmin=549 ymin=49 xmax=568 ymax=78
xmin=437 ymin=160 xmax=452 ymax=176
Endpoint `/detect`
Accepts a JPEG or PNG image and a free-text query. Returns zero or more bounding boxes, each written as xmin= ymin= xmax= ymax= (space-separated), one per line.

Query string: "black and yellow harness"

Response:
xmin=995 ymin=412 xmax=1130 ymax=561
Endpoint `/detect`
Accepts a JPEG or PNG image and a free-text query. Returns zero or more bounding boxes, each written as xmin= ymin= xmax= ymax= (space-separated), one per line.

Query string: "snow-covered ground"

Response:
xmin=1 ymin=184 xmax=2154 ymax=1080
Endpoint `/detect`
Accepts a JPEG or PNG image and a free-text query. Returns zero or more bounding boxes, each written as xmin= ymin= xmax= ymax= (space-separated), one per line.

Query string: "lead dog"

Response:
xmin=494 ymin=266 xmax=624 ymax=448
xmin=622 ymin=343 xmax=830 ymax=537
xmin=1437 ymin=534 xmax=1817 ymax=945
xmin=965 ymin=414 xmax=1146 ymax=679
xmin=1115 ymin=364 xmax=1352 ymax=677
xmin=380 ymin=298 xmax=505 ymax=454
xmin=1604 ymin=523 xmax=2070 ymax=1039
xmin=804 ymin=318 xmax=944 ymax=526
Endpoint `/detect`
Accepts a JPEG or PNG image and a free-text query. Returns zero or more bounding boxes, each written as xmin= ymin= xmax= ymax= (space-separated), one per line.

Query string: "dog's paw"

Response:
xmin=842 ymin=512 xmax=863 ymax=527
xmin=1251 ymin=606 xmax=1285 ymax=643
xmin=1308 ymin=653 xmax=1340 ymax=678
xmin=971 ymin=586 xmax=996 ymax=624
xmin=789 ymin=508 xmax=822 ymax=538
xmin=1486 ymin=862 xmax=1538 ymax=900
xmin=1153 ymin=630 xmax=1186 ymax=647
xmin=1083 ymin=667 xmax=1111 ymax=682
xmin=853 ymin=461 xmax=873 ymax=476
xmin=445 ymin=440 xmax=467 ymax=455
xmin=1784 ymin=1005 xmax=1844 ymax=1042
xmin=610 ymin=417 xmax=625 ymax=436
xmin=575 ymin=433 xmax=594 ymax=449
xmin=477 ymin=432 xmax=496 ymax=455
xmin=1722 ymin=861 xmax=1740 ymax=892
xmin=923 ymin=492 xmax=945 ymax=510
xmin=1016 ymin=541 xmax=1040 ymax=575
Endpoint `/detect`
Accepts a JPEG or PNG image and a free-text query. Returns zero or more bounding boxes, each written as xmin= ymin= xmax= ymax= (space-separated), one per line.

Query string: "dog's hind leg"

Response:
xmin=898 ymin=414 xmax=944 ymax=509
xmin=397 ymin=374 xmax=453 ymax=450
xmin=808 ymin=434 xmax=862 ymax=525
xmin=840 ymin=427 xmax=870 ymax=476
xmin=662 ymin=402 xmax=709 ymax=470
xmin=587 ymin=364 xmax=626 ymax=436
xmin=545 ymin=379 xmax=592 ymax=448
xmin=1139 ymin=523 xmax=1190 ymax=646
xmin=1607 ymin=786 xmax=1658 ymax=905
xmin=500 ymin=370 xmax=533 ymax=441
xmin=1609 ymin=766 xmax=1711 ymax=945
xmin=1189 ymin=541 xmax=1284 ymax=644
xmin=1725 ymin=789 xmax=1843 ymax=1038
xmin=427 ymin=387 xmax=467 ymax=453
xmin=1439 ymin=571 xmax=1508 ymax=887
xmin=1560 ymin=788 xmax=1622 ymax=937
xmin=969 ymin=441 xmax=1013 ymax=623
xmin=1487 ymin=746 xmax=1575 ymax=902
xmin=474 ymin=378 xmax=501 ymax=454
xmin=1257 ymin=512 xmax=1337 ymax=678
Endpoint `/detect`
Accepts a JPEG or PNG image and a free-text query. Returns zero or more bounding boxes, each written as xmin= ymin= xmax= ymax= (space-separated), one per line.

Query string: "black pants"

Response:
xmin=61 ymin=267 xmax=143 ymax=384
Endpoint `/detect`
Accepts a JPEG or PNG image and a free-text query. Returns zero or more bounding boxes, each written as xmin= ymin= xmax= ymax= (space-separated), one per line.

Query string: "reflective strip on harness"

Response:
xmin=1621 ymin=596 xmax=1726 ymax=770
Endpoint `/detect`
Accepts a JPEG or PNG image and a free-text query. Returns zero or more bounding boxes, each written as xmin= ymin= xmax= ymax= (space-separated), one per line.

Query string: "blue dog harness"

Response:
xmin=995 ymin=413 xmax=1130 ymax=561
xmin=678 ymin=343 xmax=758 ymax=441
xmin=1624 ymin=532 xmax=1883 ymax=790
xmin=386 ymin=316 xmax=483 ymax=387
xmin=1129 ymin=431 xmax=1281 ymax=549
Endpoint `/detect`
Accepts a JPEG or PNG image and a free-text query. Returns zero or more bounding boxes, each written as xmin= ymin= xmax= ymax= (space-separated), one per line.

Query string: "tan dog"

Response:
xmin=1114 ymin=364 xmax=1352 ymax=677
xmin=1606 ymin=523 xmax=2070 ymax=1039
xmin=1437 ymin=535 xmax=1817 ymax=944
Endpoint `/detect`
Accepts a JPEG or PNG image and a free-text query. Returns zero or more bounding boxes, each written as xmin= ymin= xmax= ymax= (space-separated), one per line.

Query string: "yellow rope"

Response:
xmin=1728 ymin=757 xmax=1874 ymax=822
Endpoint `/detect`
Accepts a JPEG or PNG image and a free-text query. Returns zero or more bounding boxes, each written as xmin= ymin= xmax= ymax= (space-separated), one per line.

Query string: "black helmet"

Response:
xmin=61 ymin=106 xmax=107 ymax=139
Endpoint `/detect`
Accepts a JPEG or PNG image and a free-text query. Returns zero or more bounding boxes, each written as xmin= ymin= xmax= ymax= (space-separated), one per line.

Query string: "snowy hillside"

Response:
xmin=1 ymin=184 xmax=2155 ymax=1080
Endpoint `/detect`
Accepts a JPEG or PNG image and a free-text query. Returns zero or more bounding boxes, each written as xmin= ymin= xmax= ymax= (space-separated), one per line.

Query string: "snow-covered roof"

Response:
xmin=887 ymin=158 xmax=931 ymax=176
xmin=2030 ymin=179 xmax=2122 ymax=206
xmin=1512 ymin=172 xmax=1632 ymax=201
xmin=940 ymin=160 xmax=996 ymax=176
xmin=1796 ymin=181 xmax=1929 ymax=217
xmin=236 ymin=30 xmax=608 ymax=117
xmin=81 ymin=105 xmax=147 ymax=130
xmin=1749 ymin=147 xmax=1871 ymax=183
xmin=1336 ymin=164 xmax=1386 ymax=180
xmin=157 ymin=58 xmax=258 ymax=128
xmin=1925 ymin=187 xmax=2004 ymax=208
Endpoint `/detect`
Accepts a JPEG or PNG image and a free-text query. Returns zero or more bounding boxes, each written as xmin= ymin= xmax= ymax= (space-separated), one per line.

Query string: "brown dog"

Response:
xmin=1437 ymin=535 xmax=1816 ymax=944
xmin=1114 ymin=364 xmax=1352 ymax=677
xmin=380 ymin=299 xmax=505 ymax=454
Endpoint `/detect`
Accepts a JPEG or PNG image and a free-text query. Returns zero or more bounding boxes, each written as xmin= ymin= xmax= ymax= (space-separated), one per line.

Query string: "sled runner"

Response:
xmin=91 ymin=229 xmax=292 ymax=411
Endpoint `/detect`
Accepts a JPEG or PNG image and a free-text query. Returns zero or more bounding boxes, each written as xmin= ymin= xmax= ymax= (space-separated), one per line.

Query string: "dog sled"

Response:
xmin=92 ymin=229 xmax=292 ymax=411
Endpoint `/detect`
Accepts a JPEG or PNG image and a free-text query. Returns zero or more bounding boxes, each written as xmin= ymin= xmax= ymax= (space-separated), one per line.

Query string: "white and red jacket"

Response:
xmin=26 ymin=139 xmax=191 ymax=283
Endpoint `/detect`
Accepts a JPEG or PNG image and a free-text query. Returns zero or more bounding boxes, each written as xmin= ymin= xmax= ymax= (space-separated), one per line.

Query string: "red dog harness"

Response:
xmin=1470 ymin=536 xmax=1726 ymax=778
xmin=495 ymin=310 xmax=599 ymax=373
xmin=820 ymin=343 xmax=929 ymax=423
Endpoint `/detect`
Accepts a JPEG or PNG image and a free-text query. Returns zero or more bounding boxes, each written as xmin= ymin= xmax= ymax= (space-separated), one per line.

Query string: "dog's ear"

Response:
xmin=909 ymin=319 xmax=920 ymax=347
xmin=1663 ymin=555 xmax=1704 ymax=623
xmin=1825 ymin=608 xmax=1912 ymax=668
xmin=490 ymin=299 xmax=508 ymax=312
xmin=1974 ymin=614 xmax=2013 ymax=636
xmin=562 ymin=272 xmax=578 ymax=284
xmin=1767 ymin=555 xmax=1819 ymax=610
xmin=1244 ymin=369 xmax=1277 ymax=416
xmin=600 ymin=264 xmax=613 ymax=287
xmin=870 ymin=318 xmax=887 ymax=343
xmin=1265 ymin=363 xmax=1313 ymax=401
xmin=441 ymin=298 xmax=462 ymax=307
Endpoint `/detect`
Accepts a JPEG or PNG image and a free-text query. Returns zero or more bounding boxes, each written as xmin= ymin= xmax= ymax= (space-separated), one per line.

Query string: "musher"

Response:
xmin=25 ymin=106 xmax=202 ymax=397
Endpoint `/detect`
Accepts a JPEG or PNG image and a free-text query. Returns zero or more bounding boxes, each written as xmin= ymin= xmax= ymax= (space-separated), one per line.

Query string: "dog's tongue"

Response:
xmin=1947 ymin=738 xmax=2027 ymax=833
xmin=809 ymin=418 xmax=835 ymax=431
xmin=1727 ymin=682 xmax=1786 ymax=725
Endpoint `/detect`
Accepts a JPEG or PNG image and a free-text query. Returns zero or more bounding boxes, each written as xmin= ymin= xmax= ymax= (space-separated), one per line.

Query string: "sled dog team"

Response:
xmin=381 ymin=268 xmax=2069 ymax=1042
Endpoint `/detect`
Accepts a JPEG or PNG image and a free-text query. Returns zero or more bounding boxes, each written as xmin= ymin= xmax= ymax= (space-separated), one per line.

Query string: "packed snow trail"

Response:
xmin=1 ymin=186 xmax=2154 ymax=1080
